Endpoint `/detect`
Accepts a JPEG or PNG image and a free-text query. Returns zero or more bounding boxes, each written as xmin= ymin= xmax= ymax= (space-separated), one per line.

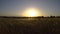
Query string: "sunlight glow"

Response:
xmin=21 ymin=8 xmax=41 ymax=17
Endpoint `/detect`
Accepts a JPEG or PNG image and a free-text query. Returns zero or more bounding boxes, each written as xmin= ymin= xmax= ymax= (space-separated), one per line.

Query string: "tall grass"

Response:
xmin=0 ymin=18 xmax=60 ymax=34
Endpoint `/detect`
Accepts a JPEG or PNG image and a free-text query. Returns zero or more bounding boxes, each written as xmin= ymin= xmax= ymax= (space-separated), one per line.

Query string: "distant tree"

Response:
xmin=37 ymin=16 xmax=44 ymax=18
xmin=56 ymin=16 xmax=60 ymax=18
xmin=50 ymin=15 xmax=55 ymax=18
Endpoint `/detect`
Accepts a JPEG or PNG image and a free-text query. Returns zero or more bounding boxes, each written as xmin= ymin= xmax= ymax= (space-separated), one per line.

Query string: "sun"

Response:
xmin=28 ymin=11 xmax=36 ymax=17
xmin=26 ymin=9 xmax=39 ymax=17
xmin=21 ymin=8 xmax=41 ymax=17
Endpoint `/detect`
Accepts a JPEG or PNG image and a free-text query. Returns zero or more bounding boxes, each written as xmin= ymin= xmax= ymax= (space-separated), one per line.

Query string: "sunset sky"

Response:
xmin=0 ymin=0 xmax=60 ymax=16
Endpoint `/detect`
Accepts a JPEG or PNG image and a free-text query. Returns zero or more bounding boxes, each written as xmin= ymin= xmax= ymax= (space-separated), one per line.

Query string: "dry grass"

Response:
xmin=0 ymin=18 xmax=60 ymax=34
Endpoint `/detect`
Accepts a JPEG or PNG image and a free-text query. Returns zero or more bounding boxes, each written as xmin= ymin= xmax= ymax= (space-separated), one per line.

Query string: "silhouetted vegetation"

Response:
xmin=0 ymin=16 xmax=60 ymax=18
xmin=0 ymin=16 xmax=60 ymax=34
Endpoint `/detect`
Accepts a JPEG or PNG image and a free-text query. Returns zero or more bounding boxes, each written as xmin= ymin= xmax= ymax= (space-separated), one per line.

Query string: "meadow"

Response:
xmin=0 ymin=17 xmax=60 ymax=34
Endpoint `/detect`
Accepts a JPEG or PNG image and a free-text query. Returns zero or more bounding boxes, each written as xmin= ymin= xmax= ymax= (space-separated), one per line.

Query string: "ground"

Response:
xmin=0 ymin=18 xmax=60 ymax=34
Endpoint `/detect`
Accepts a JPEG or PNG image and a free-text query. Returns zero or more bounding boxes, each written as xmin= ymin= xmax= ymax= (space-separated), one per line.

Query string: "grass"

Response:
xmin=0 ymin=17 xmax=60 ymax=34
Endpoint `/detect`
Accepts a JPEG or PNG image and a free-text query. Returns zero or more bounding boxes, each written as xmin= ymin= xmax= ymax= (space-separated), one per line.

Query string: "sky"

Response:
xmin=0 ymin=0 xmax=60 ymax=16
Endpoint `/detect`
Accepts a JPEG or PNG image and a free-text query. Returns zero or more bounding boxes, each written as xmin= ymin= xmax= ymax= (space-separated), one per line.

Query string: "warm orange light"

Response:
xmin=21 ymin=8 xmax=41 ymax=17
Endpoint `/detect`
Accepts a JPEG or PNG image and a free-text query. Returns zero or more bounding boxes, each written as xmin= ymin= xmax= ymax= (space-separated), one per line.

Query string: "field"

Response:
xmin=0 ymin=17 xmax=60 ymax=34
